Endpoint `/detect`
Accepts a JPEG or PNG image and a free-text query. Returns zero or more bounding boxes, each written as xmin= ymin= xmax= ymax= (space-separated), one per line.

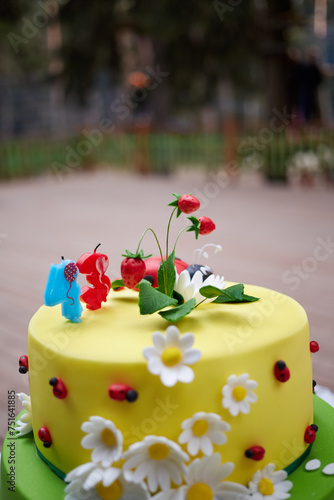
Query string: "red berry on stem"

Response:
xmin=121 ymin=257 xmax=146 ymax=290
xmin=178 ymin=194 xmax=200 ymax=215
xmin=198 ymin=216 xmax=216 ymax=235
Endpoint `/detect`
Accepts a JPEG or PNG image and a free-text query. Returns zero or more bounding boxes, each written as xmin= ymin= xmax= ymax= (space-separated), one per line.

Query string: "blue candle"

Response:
xmin=44 ymin=258 xmax=82 ymax=323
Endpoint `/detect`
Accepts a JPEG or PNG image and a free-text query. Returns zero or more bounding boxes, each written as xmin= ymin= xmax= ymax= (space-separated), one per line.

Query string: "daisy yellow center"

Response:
xmin=192 ymin=419 xmax=209 ymax=437
xmin=148 ymin=443 xmax=170 ymax=460
xmin=95 ymin=479 xmax=122 ymax=500
xmin=101 ymin=428 xmax=117 ymax=447
xmin=187 ymin=483 xmax=214 ymax=500
xmin=258 ymin=478 xmax=275 ymax=496
xmin=232 ymin=386 xmax=247 ymax=402
xmin=161 ymin=347 xmax=182 ymax=367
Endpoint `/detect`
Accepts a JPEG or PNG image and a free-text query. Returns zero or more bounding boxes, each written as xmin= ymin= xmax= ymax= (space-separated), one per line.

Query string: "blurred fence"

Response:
xmin=0 ymin=129 xmax=334 ymax=181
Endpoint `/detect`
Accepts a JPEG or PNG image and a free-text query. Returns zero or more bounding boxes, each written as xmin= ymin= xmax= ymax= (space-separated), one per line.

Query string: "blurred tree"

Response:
xmin=2 ymin=0 xmax=326 ymax=123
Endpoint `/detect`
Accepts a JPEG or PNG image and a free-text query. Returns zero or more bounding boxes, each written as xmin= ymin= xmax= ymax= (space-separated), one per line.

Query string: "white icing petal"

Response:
xmin=305 ymin=459 xmax=321 ymax=471
xmin=323 ymin=463 xmax=334 ymax=475
xmin=178 ymin=333 xmax=195 ymax=350
xmin=182 ymin=349 xmax=202 ymax=365
xmin=153 ymin=331 xmax=167 ymax=351
xmin=166 ymin=325 xmax=181 ymax=346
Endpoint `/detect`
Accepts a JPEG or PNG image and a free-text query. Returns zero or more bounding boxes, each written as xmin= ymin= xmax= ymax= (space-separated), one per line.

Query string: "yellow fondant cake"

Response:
xmin=27 ymin=283 xmax=313 ymax=488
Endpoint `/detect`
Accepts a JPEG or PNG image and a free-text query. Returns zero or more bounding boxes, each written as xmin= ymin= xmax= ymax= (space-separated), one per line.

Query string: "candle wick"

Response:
xmin=94 ymin=243 xmax=101 ymax=253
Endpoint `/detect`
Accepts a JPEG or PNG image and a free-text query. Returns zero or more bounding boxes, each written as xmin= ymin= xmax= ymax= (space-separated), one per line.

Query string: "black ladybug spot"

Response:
xmin=126 ymin=390 xmax=138 ymax=402
xmin=144 ymin=275 xmax=154 ymax=285
xmin=49 ymin=377 xmax=58 ymax=387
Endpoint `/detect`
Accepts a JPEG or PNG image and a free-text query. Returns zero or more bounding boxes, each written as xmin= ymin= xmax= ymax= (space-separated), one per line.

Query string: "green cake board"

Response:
xmin=1 ymin=395 xmax=334 ymax=500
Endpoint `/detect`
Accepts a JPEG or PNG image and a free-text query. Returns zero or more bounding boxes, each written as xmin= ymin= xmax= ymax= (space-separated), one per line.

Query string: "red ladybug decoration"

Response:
xmin=143 ymin=256 xmax=189 ymax=288
xmin=49 ymin=377 xmax=68 ymax=399
xmin=38 ymin=426 xmax=52 ymax=448
xmin=304 ymin=424 xmax=318 ymax=444
xmin=19 ymin=355 xmax=29 ymax=374
xmin=245 ymin=446 xmax=265 ymax=461
xmin=108 ymin=384 xmax=138 ymax=402
xmin=274 ymin=360 xmax=290 ymax=382
xmin=310 ymin=341 xmax=319 ymax=353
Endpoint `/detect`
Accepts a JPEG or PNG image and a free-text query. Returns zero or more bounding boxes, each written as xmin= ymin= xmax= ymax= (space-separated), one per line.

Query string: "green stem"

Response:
xmin=136 ymin=228 xmax=164 ymax=263
xmin=194 ymin=298 xmax=208 ymax=308
xmin=166 ymin=207 xmax=177 ymax=258
xmin=173 ymin=225 xmax=191 ymax=253
xmin=135 ymin=227 xmax=166 ymax=290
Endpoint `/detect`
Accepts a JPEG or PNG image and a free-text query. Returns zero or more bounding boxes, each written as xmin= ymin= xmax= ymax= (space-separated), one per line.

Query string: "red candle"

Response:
xmin=76 ymin=244 xmax=111 ymax=310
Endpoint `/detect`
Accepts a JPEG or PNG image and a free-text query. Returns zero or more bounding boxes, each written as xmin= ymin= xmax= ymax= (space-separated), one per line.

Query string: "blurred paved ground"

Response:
xmin=1 ymin=167 xmax=334 ymax=446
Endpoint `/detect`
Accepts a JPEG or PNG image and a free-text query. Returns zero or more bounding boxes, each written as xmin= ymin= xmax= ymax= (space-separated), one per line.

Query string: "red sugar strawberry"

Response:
xmin=168 ymin=193 xmax=200 ymax=217
xmin=178 ymin=194 xmax=200 ymax=214
xmin=121 ymin=250 xmax=151 ymax=289
xmin=198 ymin=216 xmax=216 ymax=235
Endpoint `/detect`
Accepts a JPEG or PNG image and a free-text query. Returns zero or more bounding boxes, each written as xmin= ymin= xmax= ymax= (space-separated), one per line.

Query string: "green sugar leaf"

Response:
xmin=138 ymin=279 xmax=178 ymax=315
xmin=110 ymin=279 xmax=125 ymax=289
xmin=199 ymin=285 xmax=225 ymax=298
xmin=159 ymin=298 xmax=197 ymax=322
xmin=213 ymin=284 xmax=259 ymax=303
xmin=157 ymin=250 xmax=176 ymax=297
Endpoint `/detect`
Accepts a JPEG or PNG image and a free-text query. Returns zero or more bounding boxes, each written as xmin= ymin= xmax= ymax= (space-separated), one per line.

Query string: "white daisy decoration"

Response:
xmin=174 ymin=269 xmax=225 ymax=305
xmin=65 ymin=462 xmax=149 ymax=500
xmin=247 ymin=463 xmax=293 ymax=499
xmin=178 ymin=412 xmax=230 ymax=456
xmin=143 ymin=325 xmax=201 ymax=387
xmin=81 ymin=416 xmax=123 ymax=467
xmin=15 ymin=393 xmax=32 ymax=436
xmin=222 ymin=373 xmax=258 ymax=417
xmin=122 ymin=435 xmax=189 ymax=493
xmin=178 ymin=453 xmax=249 ymax=500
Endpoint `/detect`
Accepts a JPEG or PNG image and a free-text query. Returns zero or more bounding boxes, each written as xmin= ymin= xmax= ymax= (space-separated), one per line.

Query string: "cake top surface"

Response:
xmin=30 ymin=282 xmax=308 ymax=363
